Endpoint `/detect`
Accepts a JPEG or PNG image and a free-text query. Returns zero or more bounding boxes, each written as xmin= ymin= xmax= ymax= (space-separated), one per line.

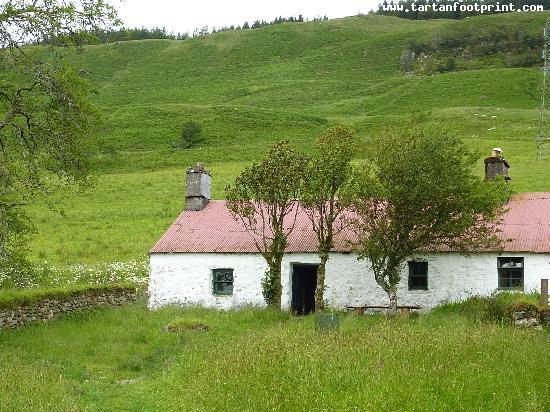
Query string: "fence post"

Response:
xmin=541 ymin=279 xmax=549 ymax=307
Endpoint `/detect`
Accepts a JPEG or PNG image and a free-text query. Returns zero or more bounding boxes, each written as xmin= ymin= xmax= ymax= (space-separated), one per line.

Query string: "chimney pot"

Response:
xmin=484 ymin=148 xmax=510 ymax=182
xmin=491 ymin=147 xmax=503 ymax=157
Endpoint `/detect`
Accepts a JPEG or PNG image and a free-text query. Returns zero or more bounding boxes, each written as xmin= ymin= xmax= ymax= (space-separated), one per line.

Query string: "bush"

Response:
xmin=434 ymin=291 xmax=541 ymax=324
xmin=504 ymin=51 xmax=540 ymax=68
xmin=174 ymin=121 xmax=203 ymax=149
xmin=437 ymin=57 xmax=456 ymax=73
xmin=505 ymin=299 xmax=540 ymax=321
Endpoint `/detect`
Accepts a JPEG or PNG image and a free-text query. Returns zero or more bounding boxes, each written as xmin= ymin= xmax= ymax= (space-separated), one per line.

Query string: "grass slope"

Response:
xmin=25 ymin=12 xmax=550 ymax=266
xmin=0 ymin=306 xmax=548 ymax=410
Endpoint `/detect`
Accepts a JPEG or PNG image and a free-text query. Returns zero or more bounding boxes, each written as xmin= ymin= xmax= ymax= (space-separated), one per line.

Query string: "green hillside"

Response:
xmin=27 ymin=12 xmax=550 ymax=267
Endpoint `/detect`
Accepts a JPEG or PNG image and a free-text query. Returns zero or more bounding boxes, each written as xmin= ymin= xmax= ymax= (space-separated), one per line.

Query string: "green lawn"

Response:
xmin=15 ymin=12 xmax=550 ymax=269
xmin=0 ymin=305 xmax=548 ymax=411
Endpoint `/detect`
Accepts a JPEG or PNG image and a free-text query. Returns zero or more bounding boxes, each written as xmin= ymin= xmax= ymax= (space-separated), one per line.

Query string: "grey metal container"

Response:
xmin=315 ymin=313 xmax=339 ymax=331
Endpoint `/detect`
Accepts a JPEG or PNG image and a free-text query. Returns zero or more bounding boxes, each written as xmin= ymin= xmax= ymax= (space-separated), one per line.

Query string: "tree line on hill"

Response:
xmin=210 ymin=14 xmax=329 ymax=34
xmin=43 ymin=15 xmax=330 ymax=45
xmin=375 ymin=0 xmax=550 ymax=19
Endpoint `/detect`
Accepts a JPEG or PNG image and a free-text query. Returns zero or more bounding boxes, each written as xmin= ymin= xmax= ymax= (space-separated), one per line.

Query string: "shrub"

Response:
xmin=505 ymin=299 xmax=540 ymax=321
xmin=434 ymin=291 xmax=541 ymax=324
xmin=174 ymin=121 xmax=203 ymax=149
xmin=504 ymin=51 xmax=540 ymax=68
xmin=437 ymin=57 xmax=456 ymax=73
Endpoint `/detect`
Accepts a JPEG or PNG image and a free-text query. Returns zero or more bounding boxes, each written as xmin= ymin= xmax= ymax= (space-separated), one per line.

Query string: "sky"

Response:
xmin=112 ymin=0 xmax=381 ymax=35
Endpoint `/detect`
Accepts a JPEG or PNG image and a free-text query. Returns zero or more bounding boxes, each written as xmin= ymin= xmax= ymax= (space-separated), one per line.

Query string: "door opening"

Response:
xmin=291 ymin=263 xmax=318 ymax=315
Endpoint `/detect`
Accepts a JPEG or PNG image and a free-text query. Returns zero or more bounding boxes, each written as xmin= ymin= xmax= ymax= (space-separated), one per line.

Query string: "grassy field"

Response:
xmin=0 ymin=305 xmax=548 ymax=411
xmin=19 ymin=12 xmax=550 ymax=269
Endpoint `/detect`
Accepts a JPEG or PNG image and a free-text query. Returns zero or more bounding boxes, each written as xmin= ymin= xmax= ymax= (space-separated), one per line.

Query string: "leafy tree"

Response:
xmin=0 ymin=1 xmax=118 ymax=274
xmin=301 ymin=127 xmax=357 ymax=312
xmin=175 ymin=121 xmax=203 ymax=149
xmin=0 ymin=200 xmax=34 ymax=286
xmin=226 ymin=141 xmax=308 ymax=308
xmin=349 ymin=118 xmax=507 ymax=316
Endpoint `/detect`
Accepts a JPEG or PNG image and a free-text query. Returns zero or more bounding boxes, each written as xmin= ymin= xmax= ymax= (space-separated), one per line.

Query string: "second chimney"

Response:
xmin=185 ymin=162 xmax=211 ymax=211
xmin=484 ymin=147 xmax=511 ymax=182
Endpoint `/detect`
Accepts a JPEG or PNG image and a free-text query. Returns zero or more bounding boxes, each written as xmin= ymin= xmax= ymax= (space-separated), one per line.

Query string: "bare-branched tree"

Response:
xmin=226 ymin=140 xmax=308 ymax=308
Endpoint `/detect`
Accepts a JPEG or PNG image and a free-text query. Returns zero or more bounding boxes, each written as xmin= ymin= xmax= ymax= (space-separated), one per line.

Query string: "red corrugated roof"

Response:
xmin=150 ymin=193 xmax=550 ymax=254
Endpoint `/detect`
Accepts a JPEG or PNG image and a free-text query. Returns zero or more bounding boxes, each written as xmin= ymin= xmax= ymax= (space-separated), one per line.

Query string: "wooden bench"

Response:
xmin=345 ymin=305 xmax=422 ymax=319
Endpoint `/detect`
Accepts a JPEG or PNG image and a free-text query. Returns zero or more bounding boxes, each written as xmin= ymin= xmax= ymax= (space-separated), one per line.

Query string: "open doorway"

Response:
xmin=291 ymin=263 xmax=319 ymax=315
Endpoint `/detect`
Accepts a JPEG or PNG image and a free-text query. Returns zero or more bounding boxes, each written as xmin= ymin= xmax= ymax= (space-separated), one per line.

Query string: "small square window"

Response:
xmin=498 ymin=257 xmax=524 ymax=290
xmin=408 ymin=261 xmax=428 ymax=291
xmin=212 ymin=269 xmax=233 ymax=296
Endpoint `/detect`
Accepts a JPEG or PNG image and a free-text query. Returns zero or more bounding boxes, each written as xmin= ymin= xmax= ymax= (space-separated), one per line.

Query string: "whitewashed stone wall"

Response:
xmin=149 ymin=252 xmax=550 ymax=310
xmin=148 ymin=253 xmax=266 ymax=309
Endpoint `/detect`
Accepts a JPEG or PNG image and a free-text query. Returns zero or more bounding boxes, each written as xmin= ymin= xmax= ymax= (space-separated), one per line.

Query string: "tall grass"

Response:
xmin=0 ymin=304 xmax=548 ymax=411
xmin=0 ymin=259 xmax=148 ymax=289
xmin=433 ymin=291 xmax=542 ymax=323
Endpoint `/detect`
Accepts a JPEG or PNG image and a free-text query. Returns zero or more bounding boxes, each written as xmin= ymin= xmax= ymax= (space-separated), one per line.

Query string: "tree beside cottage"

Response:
xmin=148 ymin=135 xmax=549 ymax=314
xmin=349 ymin=120 xmax=508 ymax=316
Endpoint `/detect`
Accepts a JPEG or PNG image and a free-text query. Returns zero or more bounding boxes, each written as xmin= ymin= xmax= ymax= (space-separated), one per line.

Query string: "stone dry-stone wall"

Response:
xmin=0 ymin=288 xmax=137 ymax=330
xmin=511 ymin=310 xmax=549 ymax=330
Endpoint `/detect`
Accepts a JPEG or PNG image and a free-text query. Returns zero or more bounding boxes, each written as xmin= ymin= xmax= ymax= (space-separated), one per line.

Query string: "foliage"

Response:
xmin=507 ymin=299 xmax=540 ymax=320
xmin=226 ymin=141 xmax=308 ymax=308
xmin=174 ymin=120 xmax=203 ymax=149
xmin=53 ymin=14 xmax=330 ymax=44
xmin=433 ymin=291 xmax=541 ymax=323
xmin=0 ymin=0 xmax=118 ymax=270
xmin=301 ymin=127 xmax=357 ymax=311
xmin=212 ymin=15 xmax=325 ymax=34
xmin=89 ymin=26 xmax=189 ymax=43
xmin=0 ymin=201 xmax=34 ymax=278
xmin=0 ymin=305 xmax=548 ymax=410
xmin=260 ymin=268 xmax=279 ymax=307
xmin=349 ymin=116 xmax=508 ymax=315
xmin=402 ymin=22 xmax=543 ymax=75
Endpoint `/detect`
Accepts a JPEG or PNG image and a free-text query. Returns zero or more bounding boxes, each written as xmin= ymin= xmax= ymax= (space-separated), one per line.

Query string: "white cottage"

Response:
xmin=149 ymin=160 xmax=550 ymax=313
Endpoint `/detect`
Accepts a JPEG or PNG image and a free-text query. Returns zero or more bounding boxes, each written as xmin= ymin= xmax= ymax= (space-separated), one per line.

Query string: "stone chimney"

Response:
xmin=185 ymin=162 xmax=211 ymax=211
xmin=484 ymin=147 xmax=511 ymax=182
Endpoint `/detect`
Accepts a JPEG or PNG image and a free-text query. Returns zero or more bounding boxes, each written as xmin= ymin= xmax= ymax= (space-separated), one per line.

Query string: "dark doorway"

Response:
xmin=291 ymin=263 xmax=318 ymax=315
